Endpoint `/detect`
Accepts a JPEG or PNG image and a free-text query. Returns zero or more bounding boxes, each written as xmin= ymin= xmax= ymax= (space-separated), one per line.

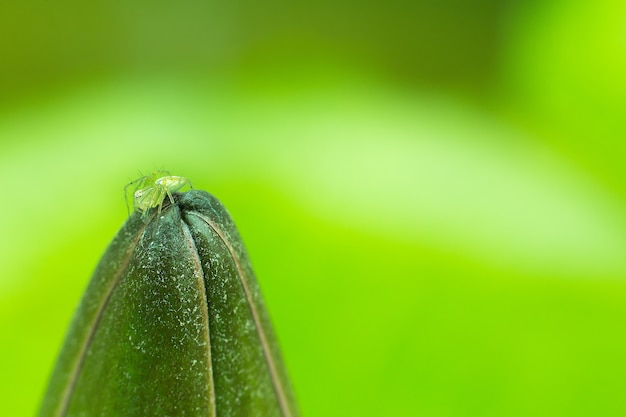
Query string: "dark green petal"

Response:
xmin=180 ymin=191 xmax=298 ymax=417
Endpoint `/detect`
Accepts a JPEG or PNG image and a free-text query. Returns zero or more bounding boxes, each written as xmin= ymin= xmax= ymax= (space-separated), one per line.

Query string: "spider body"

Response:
xmin=125 ymin=171 xmax=192 ymax=218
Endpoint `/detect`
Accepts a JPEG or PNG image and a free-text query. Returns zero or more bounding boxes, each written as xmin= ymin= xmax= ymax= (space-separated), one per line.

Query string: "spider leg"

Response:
xmin=156 ymin=187 xmax=167 ymax=214
xmin=124 ymin=175 xmax=149 ymax=215
xmin=166 ymin=187 xmax=176 ymax=207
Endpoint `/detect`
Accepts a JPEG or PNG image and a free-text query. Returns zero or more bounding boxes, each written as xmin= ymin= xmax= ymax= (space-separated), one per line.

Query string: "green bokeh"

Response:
xmin=2 ymin=1 xmax=626 ymax=416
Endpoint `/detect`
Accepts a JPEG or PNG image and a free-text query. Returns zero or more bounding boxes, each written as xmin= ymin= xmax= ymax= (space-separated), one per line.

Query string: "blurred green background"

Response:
xmin=2 ymin=1 xmax=626 ymax=416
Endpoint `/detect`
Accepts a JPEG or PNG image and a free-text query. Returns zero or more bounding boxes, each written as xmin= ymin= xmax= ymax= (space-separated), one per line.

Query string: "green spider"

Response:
xmin=125 ymin=171 xmax=192 ymax=218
